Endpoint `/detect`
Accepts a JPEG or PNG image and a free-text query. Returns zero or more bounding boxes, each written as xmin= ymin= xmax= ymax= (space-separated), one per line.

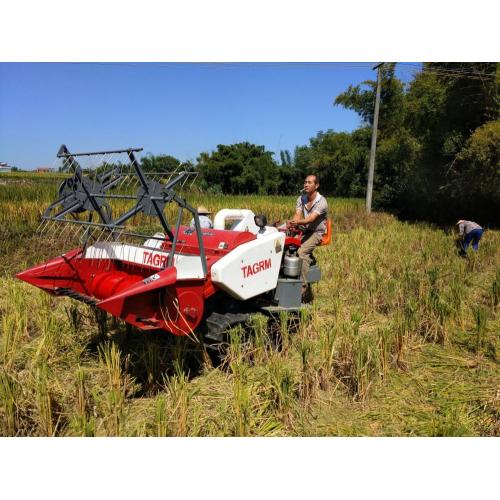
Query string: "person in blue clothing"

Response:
xmin=456 ymin=220 xmax=484 ymax=256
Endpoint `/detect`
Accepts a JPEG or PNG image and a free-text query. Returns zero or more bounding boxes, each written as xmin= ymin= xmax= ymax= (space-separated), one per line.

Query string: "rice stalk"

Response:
xmin=0 ymin=369 xmax=19 ymax=436
xmin=165 ymin=360 xmax=194 ymax=436
xmin=251 ymin=313 xmax=269 ymax=364
xmin=298 ymin=337 xmax=315 ymax=405
xmin=35 ymin=360 xmax=55 ymax=436
xmin=71 ymin=366 xmax=94 ymax=436
xmin=232 ymin=362 xmax=251 ymax=436
xmin=154 ymin=394 xmax=169 ymax=437
xmin=98 ymin=341 xmax=125 ymax=435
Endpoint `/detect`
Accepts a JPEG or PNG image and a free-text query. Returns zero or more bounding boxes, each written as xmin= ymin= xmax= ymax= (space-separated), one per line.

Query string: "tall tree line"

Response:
xmin=333 ymin=62 xmax=499 ymax=224
xmin=141 ymin=63 xmax=499 ymax=224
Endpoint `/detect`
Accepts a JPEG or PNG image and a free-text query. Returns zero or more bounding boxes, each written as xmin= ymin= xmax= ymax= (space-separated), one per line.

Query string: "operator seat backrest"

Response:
xmin=319 ymin=219 xmax=332 ymax=246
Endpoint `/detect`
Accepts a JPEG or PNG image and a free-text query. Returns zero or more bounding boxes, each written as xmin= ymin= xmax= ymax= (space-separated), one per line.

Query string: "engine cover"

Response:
xmin=210 ymin=231 xmax=285 ymax=300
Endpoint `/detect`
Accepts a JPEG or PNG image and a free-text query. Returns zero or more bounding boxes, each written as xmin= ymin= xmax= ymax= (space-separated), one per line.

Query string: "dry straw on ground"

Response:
xmin=0 ymin=173 xmax=498 ymax=436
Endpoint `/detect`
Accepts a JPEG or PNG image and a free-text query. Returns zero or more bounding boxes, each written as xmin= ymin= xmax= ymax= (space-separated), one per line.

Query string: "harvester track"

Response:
xmin=204 ymin=311 xmax=251 ymax=343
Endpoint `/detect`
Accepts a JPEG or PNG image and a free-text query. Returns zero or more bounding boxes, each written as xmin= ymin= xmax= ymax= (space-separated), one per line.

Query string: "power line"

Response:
xmin=401 ymin=66 xmax=496 ymax=78
xmin=398 ymin=63 xmax=497 ymax=80
xmin=399 ymin=70 xmax=496 ymax=84
xmin=399 ymin=62 xmax=496 ymax=75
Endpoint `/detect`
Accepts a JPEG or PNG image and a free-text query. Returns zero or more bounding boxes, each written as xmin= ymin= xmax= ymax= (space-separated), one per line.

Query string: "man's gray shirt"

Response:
xmin=458 ymin=220 xmax=482 ymax=236
xmin=296 ymin=193 xmax=328 ymax=234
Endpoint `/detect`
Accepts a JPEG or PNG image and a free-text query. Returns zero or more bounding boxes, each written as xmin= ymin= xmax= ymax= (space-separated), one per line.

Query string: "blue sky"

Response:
xmin=0 ymin=63 xmax=418 ymax=169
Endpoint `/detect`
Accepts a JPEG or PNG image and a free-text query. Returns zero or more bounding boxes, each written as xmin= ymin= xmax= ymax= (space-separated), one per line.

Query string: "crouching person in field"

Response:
xmin=456 ymin=219 xmax=484 ymax=257
xmin=287 ymin=174 xmax=328 ymax=300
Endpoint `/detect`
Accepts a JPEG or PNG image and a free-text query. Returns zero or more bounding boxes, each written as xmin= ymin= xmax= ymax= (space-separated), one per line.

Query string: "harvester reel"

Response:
xmin=137 ymin=180 xmax=166 ymax=216
xmin=58 ymin=175 xmax=107 ymax=213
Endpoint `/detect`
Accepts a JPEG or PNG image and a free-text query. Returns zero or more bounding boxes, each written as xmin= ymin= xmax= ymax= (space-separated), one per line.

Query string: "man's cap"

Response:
xmin=197 ymin=205 xmax=212 ymax=215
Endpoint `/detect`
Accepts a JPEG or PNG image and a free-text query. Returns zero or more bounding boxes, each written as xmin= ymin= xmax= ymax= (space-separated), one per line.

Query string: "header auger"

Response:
xmin=17 ymin=145 xmax=324 ymax=349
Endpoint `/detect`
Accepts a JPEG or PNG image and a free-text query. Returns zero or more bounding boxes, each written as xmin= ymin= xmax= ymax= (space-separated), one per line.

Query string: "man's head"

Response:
xmin=303 ymin=174 xmax=319 ymax=195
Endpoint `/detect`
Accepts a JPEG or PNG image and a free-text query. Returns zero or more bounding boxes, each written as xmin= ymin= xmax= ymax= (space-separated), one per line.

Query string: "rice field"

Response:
xmin=0 ymin=173 xmax=498 ymax=436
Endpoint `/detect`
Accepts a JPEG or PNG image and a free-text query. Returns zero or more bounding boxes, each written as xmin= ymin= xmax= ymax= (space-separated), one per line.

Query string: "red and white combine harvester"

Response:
xmin=17 ymin=146 xmax=330 ymax=347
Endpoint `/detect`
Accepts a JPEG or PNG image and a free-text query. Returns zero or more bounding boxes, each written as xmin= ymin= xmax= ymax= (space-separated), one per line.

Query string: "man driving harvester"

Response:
xmin=288 ymin=174 xmax=328 ymax=300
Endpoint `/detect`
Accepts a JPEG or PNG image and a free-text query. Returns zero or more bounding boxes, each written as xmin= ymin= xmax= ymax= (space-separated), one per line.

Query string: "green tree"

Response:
xmin=401 ymin=62 xmax=499 ymax=221
xmin=335 ymin=63 xmax=406 ymax=135
xmin=197 ymin=142 xmax=280 ymax=194
xmin=334 ymin=63 xmax=412 ymax=204
xmin=306 ymin=128 xmax=371 ymax=197
xmin=279 ymin=149 xmax=293 ymax=167
xmin=293 ymin=145 xmax=313 ymax=174
xmin=141 ymin=154 xmax=181 ymax=173
xmin=334 ymin=62 xmax=499 ymax=224
xmin=449 ymin=120 xmax=500 ymax=221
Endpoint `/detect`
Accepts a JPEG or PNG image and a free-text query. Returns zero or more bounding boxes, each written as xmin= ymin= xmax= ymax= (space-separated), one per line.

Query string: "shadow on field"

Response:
xmin=84 ymin=315 xmax=206 ymax=397
xmin=82 ymin=308 xmax=304 ymax=398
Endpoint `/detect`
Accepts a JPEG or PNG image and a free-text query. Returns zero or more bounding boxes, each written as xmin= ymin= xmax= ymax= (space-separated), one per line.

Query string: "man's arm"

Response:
xmin=290 ymin=210 xmax=320 ymax=226
xmin=291 ymin=209 xmax=302 ymax=223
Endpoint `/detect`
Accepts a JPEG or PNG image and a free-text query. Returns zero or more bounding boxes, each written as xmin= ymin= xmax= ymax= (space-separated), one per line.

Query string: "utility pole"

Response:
xmin=366 ymin=62 xmax=383 ymax=214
